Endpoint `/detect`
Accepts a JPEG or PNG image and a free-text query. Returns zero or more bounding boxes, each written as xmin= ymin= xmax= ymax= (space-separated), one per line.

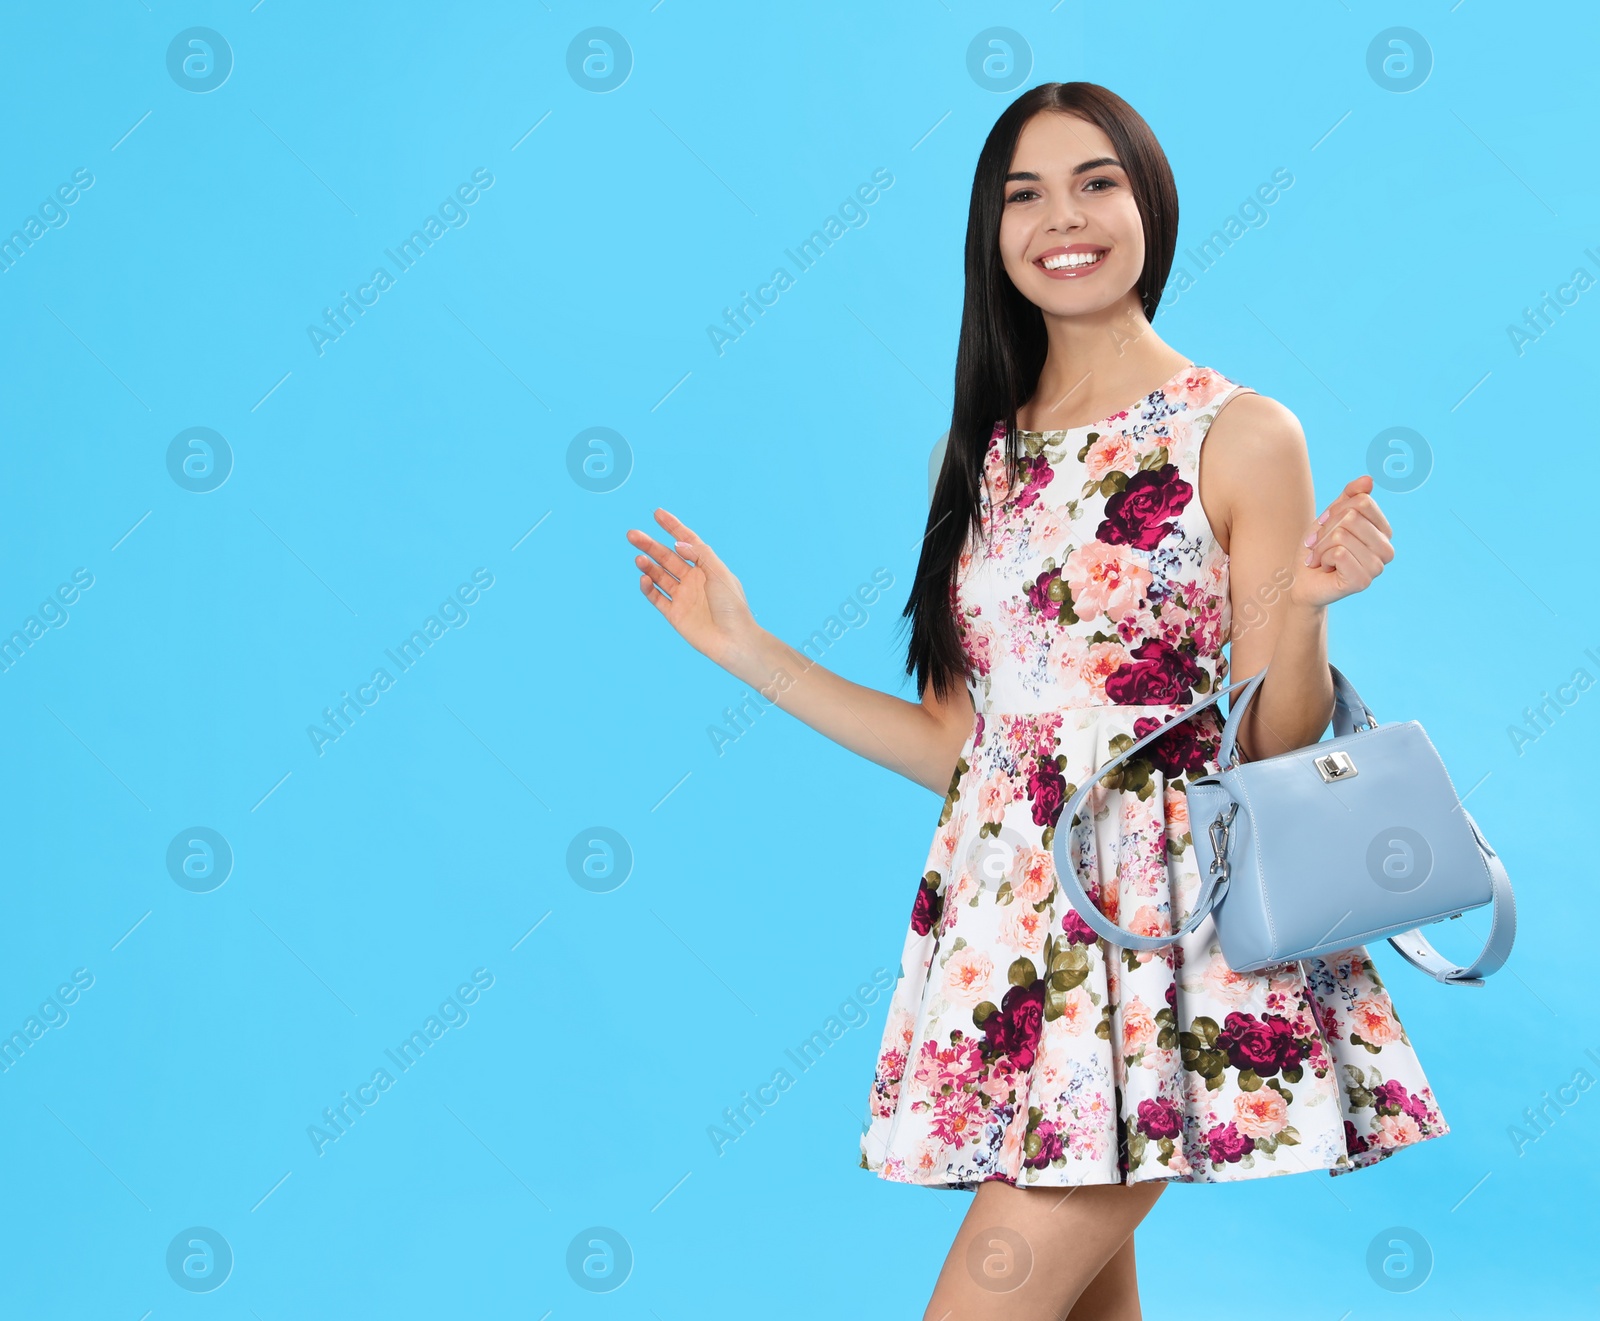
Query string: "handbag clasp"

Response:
xmin=1208 ymin=802 xmax=1239 ymax=880
xmin=1314 ymin=749 xmax=1358 ymax=782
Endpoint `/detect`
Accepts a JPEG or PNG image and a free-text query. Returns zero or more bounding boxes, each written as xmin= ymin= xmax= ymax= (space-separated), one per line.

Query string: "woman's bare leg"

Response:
xmin=1063 ymin=1232 xmax=1143 ymax=1321
xmin=923 ymin=1179 xmax=1166 ymax=1321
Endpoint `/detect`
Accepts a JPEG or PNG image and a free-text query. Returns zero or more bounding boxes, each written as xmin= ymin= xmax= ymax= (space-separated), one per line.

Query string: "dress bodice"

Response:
xmin=955 ymin=365 xmax=1253 ymax=715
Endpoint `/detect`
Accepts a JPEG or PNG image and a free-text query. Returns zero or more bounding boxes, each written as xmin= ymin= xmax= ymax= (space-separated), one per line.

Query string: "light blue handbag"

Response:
xmin=1049 ymin=663 xmax=1516 ymax=987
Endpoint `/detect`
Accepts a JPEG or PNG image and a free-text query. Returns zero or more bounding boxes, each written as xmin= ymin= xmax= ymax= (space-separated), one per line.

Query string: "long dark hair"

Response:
xmin=902 ymin=82 xmax=1180 ymax=701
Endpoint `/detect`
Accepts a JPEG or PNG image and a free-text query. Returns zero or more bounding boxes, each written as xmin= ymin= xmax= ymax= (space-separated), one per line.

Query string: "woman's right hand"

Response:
xmin=626 ymin=507 xmax=760 ymax=667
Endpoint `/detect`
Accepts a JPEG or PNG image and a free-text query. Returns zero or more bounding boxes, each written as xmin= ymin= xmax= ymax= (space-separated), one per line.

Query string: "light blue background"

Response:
xmin=0 ymin=2 xmax=1593 ymax=1317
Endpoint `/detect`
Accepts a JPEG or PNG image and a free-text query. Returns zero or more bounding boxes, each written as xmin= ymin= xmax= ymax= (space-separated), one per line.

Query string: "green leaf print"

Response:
xmin=1008 ymin=956 xmax=1039 ymax=988
xmin=938 ymin=756 xmax=968 ymax=827
xmin=1137 ymin=445 xmax=1169 ymax=470
xmin=1048 ymin=945 xmax=1090 ymax=993
xmin=1237 ymin=1068 xmax=1263 ymax=1092
xmin=1180 ymin=1016 xmax=1230 ymax=1089
xmin=1277 ymin=1127 xmax=1301 ymax=1146
xmin=973 ymin=1000 xmax=999 ymax=1027
xmin=1127 ymin=1130 xmax=1148 ymax=1168
xmin=1076 ymin=432 xmax=1100 ymax=461
xmin=1099 ymin=736 xmax=1154 ymax=798
xmin=1342 ymin=1063 xmax=1376 ymax=1109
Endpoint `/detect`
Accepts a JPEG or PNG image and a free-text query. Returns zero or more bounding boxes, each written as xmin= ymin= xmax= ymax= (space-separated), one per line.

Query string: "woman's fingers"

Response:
xmin=638 ymin=572 xmax=675 ymax=617
xmin=636 ymin=553 xmax=681 ymax=597
xmin=655 ymin=508 xmax=742 ymax=592
xmin=1303 ymin=481 xmax=1393 ymax=567
xmin=1311 ymin=522 xmax=1387 ymax=584
xmin=655 ymin=507 xmax=703 ymax=553
xmin=1321 ymin=541 xmax=1380 ymax=591
xmin=628 ymin=529 xmax=689 ymax=581
xmin=1334 ymin=484 xmax=1392 ymax=539
xmin=1325 ymin=478 xmax=1392 ymax=536
xmin=1311 ymin=511 xmax=1391 ymax=563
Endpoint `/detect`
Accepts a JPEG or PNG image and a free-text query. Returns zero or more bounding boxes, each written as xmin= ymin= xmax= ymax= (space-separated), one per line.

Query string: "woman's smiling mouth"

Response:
xmin=1035 ymin=244 xmax=1109 ymax=278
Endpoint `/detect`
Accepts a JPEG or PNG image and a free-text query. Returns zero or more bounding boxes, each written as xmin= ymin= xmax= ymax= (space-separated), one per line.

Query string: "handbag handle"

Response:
xmin=1049 ymin=667 xmax=1270 ymax=953
xmin=1217 ymin=662 xmax=1376 ymax=769
xmin=1048 ymin=662 xmax=1518 ymax=985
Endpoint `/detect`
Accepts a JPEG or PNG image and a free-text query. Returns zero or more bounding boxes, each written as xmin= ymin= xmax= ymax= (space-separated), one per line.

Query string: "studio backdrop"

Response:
xmin=0 ymin=3 xmax=1592 ymax=1317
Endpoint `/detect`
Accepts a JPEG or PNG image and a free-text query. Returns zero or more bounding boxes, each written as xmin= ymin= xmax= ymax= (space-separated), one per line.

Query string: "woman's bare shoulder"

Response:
xmin=1198 ymin=388 xmax=1314 ymax=550
xmin=1207 ymin=388 xmax=1305 ymax=460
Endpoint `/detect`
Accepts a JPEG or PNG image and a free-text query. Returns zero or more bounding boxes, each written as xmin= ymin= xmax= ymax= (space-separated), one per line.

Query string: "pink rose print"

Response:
xmin=1063 ymin=540 xmax=1152 ymax=620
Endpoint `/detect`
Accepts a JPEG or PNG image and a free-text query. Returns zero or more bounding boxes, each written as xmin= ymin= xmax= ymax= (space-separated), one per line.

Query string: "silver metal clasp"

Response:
xmin=1208 ymin=802 xmax=1239 ymax=880
xmin=1314 ymin=749 xmax=1358 ymax=782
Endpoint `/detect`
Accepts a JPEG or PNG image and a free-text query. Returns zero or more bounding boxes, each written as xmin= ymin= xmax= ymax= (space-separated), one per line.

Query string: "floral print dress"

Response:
xmin=860 ymin=365 xmax=1449 ymax=1189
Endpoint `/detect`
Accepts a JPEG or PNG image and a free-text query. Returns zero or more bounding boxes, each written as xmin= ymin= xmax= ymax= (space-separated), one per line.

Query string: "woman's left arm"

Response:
xmin=1201 ymin=393 xmax=1395 ymax=762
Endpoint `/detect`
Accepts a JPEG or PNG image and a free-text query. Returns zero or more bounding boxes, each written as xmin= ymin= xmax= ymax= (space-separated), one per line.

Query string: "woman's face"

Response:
xmin=998 ymin=112 xmax=1147 ymax=319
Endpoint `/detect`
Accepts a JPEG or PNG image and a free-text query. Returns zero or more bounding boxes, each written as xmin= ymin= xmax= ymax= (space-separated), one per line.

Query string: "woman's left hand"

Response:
xmin=1289 ymin=474 xmax=1394 ymax=609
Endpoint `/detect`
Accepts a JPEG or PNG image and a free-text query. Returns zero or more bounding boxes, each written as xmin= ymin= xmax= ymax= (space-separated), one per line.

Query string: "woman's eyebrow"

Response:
xmin=1004 ymin=157 xmax=1124 ymax=183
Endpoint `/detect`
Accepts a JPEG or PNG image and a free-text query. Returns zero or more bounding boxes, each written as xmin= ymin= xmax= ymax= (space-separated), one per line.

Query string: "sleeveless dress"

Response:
xmin=860 ymin=364 xmax=1450 ymax=1189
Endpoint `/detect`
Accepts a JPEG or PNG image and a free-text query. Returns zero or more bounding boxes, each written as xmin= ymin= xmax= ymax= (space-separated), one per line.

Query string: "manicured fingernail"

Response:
xmin=1304 ymin=551 xmax=1314 ymax=565
xmin=675 ymin=539 xmax=691 ymax=553
xmin=1317 ymin=510 xmax=1330 ymax=523
xmin=1303 ymin=531 xmax=1316 ymax=547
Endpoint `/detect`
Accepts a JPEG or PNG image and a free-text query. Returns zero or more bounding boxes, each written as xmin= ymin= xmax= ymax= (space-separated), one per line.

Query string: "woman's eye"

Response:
xmin=1084 ymin=177 xmax=1115 ymax=192
xmin=1006 ymin=188 xmax=1039 ymax=203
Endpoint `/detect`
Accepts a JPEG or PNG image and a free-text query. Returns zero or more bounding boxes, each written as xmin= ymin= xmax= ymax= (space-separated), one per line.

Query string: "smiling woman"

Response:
xmin=629 ymin=80 xmax=1413 ymax=1321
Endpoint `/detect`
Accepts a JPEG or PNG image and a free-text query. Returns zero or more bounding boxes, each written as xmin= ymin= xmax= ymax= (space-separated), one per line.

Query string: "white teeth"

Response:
xmin=1042 ymin=250 xmax=1104 ymax=270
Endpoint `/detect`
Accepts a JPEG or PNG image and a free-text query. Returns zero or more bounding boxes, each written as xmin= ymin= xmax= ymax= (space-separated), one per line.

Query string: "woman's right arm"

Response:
xmin=626 ymin=507 xmax=975 ymax=795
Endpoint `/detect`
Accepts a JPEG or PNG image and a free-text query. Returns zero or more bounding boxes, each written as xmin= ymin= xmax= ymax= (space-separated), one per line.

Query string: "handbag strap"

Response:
xmin=1049 ymin=664 xmax=1518 ymax=985
xmin=1217 ymin=662 xmax=1375 ymax=769
xmin=1383 ymin=807 xmax=1516 ymax=987
xmin=1049 ymin=667 xmax=1272 ymax=952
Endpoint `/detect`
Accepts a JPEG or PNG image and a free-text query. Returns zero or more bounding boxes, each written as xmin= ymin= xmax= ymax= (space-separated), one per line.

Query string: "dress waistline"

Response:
xmin=970 ymin=699 xmax=1225 ymax=718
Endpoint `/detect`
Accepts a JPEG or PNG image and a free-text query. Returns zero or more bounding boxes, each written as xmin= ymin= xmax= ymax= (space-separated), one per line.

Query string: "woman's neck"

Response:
xmin=1017 ymin=298 xmax=1190 ymax=431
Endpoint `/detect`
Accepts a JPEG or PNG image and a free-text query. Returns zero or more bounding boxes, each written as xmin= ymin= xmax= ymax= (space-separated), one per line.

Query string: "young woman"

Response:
xmin=627 ymin=82 xmax=1444 ymax=1320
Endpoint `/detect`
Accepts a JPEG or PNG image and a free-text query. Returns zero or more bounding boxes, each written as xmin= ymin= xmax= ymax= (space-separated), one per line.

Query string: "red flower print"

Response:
xmin=1136 ymin=1097 xmax=1183 ymax=1140
xmin=1215 ymin=1011 xmax=1307 ymax=1078
xmin=1060 ymin=909 xmax=1098 ymax=946
xmin=1132 ymin=714 xmax=1218 ymax=778
xmin=1025 ymin=566 xmax=1073 ymax=621
xmin=911 ymin=875 xmax=944 ymax=937
xmin=1104 ymin=637 xmax=1203 ymax=705
xmin=1027 ymin=758 xmax=1067 ymax=827
xmin=981 ymin=979 xmax=1046 ymax=1070
xmin=1204 ymin=1121 xmax=1254 ymax=1163
xmin=1097 ymin=463 xmax=1193 ymax=549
